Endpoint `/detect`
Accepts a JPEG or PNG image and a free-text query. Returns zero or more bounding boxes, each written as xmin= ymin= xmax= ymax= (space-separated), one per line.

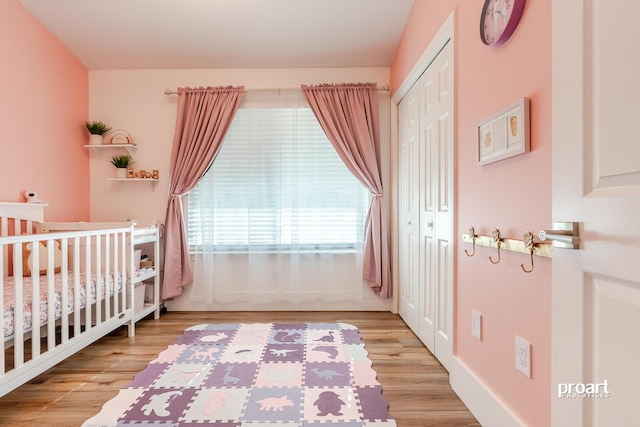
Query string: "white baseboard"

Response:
xmin=450 ymin=357 xmax=526 ymax=427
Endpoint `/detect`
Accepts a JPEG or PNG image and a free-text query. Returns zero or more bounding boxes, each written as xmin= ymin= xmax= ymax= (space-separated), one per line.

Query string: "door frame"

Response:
xmin=391 ymin=12 xmax=455 ymax=315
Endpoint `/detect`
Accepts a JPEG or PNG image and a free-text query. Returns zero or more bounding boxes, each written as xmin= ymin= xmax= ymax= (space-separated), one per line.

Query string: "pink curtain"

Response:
xmin=163 ymin=86 xmax=244 ymax=300
xmin=301 ymin=83 xmax=391 ymax=298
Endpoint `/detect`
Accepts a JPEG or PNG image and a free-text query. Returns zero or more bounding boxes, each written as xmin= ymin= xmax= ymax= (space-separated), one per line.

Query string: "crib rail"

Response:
xmin=0 ymin=225 xmax=133 ymax=397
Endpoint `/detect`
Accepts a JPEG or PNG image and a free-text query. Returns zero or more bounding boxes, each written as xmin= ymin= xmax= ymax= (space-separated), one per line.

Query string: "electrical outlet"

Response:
xmin=515 ymin=336 xmax=531 ymax=377
xmin=471 ymin=311 xmax=482 ymax=340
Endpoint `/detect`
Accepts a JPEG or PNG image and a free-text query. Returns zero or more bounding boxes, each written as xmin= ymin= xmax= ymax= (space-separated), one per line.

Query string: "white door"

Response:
xmin=552 ymin=1 xmax=640 ymax=425
xmin=418 ymin=43 xmax=454 ymax=371
xmin=398 ymin=82 xmax=421 ymax=332
xmin=397 ymin=40 xmax=454 ymax=372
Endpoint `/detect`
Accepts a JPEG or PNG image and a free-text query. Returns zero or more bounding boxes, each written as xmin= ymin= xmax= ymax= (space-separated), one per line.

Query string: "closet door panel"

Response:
xmin=418 ymin=68 xmax=437 ymax=349
xmin=419 ymin=233 xmax=436 ymax=348
xmin=434 ymin=42 xmax=454 ymax=371
xmin=435 ymin=237 xmax=452 ymax=369
xmin=398 ymin=85 xmax=420 ymax=331
xmin=421 ymin=70 xmax=437 ymax=219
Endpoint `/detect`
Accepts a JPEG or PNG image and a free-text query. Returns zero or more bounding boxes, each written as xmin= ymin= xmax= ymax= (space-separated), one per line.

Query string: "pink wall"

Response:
xmin=391 ymin=1 xmax=551 ymax=425
xmin=0 ymin=0 xmax=89 ymax=221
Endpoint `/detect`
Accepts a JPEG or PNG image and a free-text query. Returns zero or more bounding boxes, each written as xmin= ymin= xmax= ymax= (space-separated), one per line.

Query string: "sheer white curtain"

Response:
xmin=187 ymin=90 xmax=369 ymax=305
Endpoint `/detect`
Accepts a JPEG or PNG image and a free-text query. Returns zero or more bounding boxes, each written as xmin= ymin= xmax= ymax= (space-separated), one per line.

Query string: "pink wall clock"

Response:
xmin=480 ymin=0 xmax=526 ymax=46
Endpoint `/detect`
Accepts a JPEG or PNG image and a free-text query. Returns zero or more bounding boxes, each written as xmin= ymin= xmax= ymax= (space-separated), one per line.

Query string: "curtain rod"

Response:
xmin=163 ymin=84 xmax=390 ymax=96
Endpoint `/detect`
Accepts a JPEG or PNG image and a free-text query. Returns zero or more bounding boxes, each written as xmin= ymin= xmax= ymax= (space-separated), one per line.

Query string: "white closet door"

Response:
xmin=398 ymin=40 xmax=454 ymax=372
xmin=398 ymin=83 xmax=421 ymax=332
xmin=418 ymin=42 xmax=454 ymax=371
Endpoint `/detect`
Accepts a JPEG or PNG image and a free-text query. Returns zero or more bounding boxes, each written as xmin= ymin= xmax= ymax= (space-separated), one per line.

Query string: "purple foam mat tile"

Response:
xmin=205 ymin=362 xmax=259 ymax=388
xmin=340 ymin=328 xmax=363 ymax=345
xmin=178 ymin=344 xmax=224 ymax=364
xmin=264 ymin=344 xmax=305 ymax=363
xmin=304 ymin=362 xmax=351 ymax=387
xmin=354 ymin=386 xmax=393 ymax=422
xmin=271 ymin=329 xmax=306 ymax=344
xmin=120 ymin=387 xmax=198 ymax=423
xmin=173 ymin=330 xmax=203 ymax=345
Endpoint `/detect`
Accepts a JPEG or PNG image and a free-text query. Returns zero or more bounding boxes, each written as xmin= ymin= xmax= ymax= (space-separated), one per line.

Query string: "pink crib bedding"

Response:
xmin=3 ymin=271 xmax=123 ymax=339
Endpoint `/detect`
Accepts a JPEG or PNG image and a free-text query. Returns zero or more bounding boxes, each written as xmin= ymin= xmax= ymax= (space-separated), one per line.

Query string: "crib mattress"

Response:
xmin=3 ymin=271 xmax=122 ymax=339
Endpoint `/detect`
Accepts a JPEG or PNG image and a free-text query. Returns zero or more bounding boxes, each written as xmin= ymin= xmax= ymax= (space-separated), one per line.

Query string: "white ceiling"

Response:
xmin=19 ymin=0 xmax=414 ymax=70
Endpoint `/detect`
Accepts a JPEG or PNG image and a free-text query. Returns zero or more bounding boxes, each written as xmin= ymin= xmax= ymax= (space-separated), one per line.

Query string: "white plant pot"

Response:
xmin=115 ymin=168 xmax=128 ymax=179
xmin=89 ymin=134 xmax=103 ymax=145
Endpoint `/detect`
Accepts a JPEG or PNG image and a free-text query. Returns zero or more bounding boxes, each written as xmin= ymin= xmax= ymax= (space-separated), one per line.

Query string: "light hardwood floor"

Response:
xmin=0 ymin=311 xmax=480 ymax=426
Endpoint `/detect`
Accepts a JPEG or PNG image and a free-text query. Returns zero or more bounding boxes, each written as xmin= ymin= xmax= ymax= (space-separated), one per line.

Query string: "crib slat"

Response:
xmin=104 ymin=234 xmax=110 ymax=321
xmin=95 ymin=234 xmax=102 ymax=325
xmin=121 ymin=231 xmax=128 ymax=313
xmin=46 ymin=242 xmax=55 ymax=352
xmin=73 ymin=237 xmax=81 ymax=337
xmin=84 ymin=235 xmax=92 ymax=331
xmin=31 ymin=241 xmax=41 ymax=361
xmin=12 ymin=243 xmax=24 ymax=368
xmin=122 ymin=229 xmax=127 ymax=313
xmin=113 ymin=233 xmax=119 ymax=315
xmin=60 ymin=238 xmax=69 ymax=344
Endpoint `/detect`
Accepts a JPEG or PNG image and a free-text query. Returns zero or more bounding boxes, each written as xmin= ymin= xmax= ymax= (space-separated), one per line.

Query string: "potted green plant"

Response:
xmin=85 ymin=121 xmax=111 ymax=145
xmin=110 ymin=155 xmax=133 ymax=178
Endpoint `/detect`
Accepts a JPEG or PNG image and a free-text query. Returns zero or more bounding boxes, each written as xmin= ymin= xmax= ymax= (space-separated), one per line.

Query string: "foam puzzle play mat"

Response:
xmin=83 ymin=322 xmax=397 ymax=426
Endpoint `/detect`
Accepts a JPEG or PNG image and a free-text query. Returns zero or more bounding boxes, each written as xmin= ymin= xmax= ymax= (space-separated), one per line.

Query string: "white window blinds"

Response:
xmin=187 ymin=90 xmax=369 ymax=253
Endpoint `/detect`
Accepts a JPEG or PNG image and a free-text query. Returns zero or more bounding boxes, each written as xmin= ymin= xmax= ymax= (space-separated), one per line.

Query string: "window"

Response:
xmin=187 ymin=90 xmax=369 ymax=253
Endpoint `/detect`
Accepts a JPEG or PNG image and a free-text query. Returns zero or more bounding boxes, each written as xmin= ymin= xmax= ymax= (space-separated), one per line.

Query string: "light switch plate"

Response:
xmin=471 ymin=311 xmax=482 ymax=340
xmin=515 ymin=336 xmax=531 ymax=377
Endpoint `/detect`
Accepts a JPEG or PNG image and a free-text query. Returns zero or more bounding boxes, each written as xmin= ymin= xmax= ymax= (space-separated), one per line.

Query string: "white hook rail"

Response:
xmin=462 ymin=231 xmax=552 ymax=258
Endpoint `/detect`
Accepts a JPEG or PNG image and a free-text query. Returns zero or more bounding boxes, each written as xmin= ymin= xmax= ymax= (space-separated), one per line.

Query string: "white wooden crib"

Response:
xmin=0 ymin=202 xmax=160 ymax=398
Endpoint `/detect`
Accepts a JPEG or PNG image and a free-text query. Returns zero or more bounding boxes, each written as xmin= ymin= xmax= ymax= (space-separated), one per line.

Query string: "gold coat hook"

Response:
xmin=465 ymin=226 xmax=477 ymax=257
xmin=489 ymin=228 xmax=502 ymax=264
xmin=521 ymin=231 xmax=535 ymax=273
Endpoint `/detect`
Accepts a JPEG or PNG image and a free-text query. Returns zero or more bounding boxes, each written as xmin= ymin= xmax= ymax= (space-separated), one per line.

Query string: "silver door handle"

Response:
xmin=538 ymin=222 xmax=580 ymax=249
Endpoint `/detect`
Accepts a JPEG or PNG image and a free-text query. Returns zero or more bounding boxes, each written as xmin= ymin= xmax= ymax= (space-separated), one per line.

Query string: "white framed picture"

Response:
xmin=477 ymin=98 xmax=530 ymax=166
